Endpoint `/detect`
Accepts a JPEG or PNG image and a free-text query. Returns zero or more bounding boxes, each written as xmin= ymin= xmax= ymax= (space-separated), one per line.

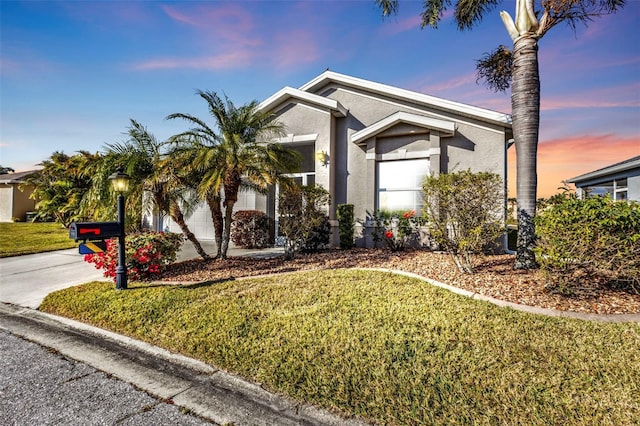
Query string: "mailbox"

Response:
xmin=69 ymin=221 xmax=122 ymax=241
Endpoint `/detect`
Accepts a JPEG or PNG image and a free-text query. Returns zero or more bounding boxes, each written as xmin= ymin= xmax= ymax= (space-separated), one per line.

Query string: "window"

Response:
xmin=585 ymin=178 xmax=628 ymax=201
xmin=377 ymin=159 xmax=429 ymax=212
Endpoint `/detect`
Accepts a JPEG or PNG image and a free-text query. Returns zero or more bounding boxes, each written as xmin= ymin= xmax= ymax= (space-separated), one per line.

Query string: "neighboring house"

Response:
xmin=567 ymin=155 xmax=640 ymax=202
xmin=0 ymin=170 xmax=38 ymax=222
xmin=166 ymin=71 xmax=513 ymax=246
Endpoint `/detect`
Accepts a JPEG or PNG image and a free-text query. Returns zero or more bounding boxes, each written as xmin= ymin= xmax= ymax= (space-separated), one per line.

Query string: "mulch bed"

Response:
xmin=161 ymin=248 xmax=640 ymax=315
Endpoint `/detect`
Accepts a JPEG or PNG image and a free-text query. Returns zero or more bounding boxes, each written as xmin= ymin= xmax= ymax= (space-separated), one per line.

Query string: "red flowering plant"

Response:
xmin=373 ymin=209 xmax=422 ymax=251
xmin=84 ymin=232 xmax=183 ymax=282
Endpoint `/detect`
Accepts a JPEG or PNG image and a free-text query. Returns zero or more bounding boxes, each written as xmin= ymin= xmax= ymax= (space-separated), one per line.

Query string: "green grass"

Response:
xmin=0 ymin=222 xmax=76 ymax=257
xmin=40 ymin=269 xmax=640 ymax=425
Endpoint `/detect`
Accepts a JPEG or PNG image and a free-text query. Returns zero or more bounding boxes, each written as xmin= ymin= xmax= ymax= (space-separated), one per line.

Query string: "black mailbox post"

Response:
xmin=69 ymin=168 xmax=131 ymax=291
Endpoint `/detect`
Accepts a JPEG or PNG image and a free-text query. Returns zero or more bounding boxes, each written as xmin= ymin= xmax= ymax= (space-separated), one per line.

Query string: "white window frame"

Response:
xmin=377 ymin=158 xmax=429 ymax=213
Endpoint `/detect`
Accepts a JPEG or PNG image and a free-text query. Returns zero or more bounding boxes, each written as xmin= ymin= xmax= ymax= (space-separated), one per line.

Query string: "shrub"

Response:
xmin=336 ymin=204 xmax=354 ymax=249
xmin=422 ymin=170 xmax=503 ymax=273
xmin=535 ymin=194 xmax=640 ymax=294
xmin=370 ymin=209 xmax=422 ymax=251
xmin=278 ymin=184 xmax=331 ymax=259
xmin=231 ymin=210 xmax=272 ymax=249
xmin=84 ymin=231 xmax=183 ymax=282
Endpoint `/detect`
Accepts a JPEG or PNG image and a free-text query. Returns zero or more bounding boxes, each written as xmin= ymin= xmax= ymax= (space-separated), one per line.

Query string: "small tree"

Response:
xmin=423 ymin=170 xmax=503 ymax=273
xmin=278 ymin=184 xmax=331 ymax=260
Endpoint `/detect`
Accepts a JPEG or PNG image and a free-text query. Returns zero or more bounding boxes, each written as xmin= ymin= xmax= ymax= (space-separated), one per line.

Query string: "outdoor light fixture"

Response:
xmin=109 ymin=169 xmax=131 ymax=193
xmin=109 ymin=168 xmax=131 ymax=290
xmin=315 ymin=150 xmax=329 ymax=167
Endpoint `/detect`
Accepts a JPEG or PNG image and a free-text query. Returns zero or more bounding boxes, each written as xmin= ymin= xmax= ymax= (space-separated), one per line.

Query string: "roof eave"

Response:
xmin=259 ymin=86 xmax=347 ymax=117
xmin=300 ymin=71 xmax=511 ymax=128
xmin=567 ymin=159 xmax=640 ymax=183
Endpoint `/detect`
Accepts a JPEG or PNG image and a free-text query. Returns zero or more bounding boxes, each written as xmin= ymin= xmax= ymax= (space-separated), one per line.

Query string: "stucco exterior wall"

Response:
xmin=319 ymin=85 xmax=507 ymax=224
xmin=0 ymin=184 xmax=36 ymax=222
xmin=0 ymin=186 xmax=12 ymax=222
xmin=629 ymin=175 xmax=640 ymax=201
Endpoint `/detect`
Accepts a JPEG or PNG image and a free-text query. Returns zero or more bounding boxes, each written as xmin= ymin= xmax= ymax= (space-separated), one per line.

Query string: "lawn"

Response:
xmin=0 ymin=222 xmax=76 ymax=257
xmin=40 ymin=269 xmax=640 ymax=425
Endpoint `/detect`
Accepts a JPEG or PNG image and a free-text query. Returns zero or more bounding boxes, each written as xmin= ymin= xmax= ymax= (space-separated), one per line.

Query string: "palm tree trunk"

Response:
xmin=220 ymin=200 xmax=235 ymax=259
xmin=511 ymin=34 xmax=540 ymax=270
xmin=220 ymin=171 xmax=242 ymax=259
xmin=169 ymin=200 xmax=210 ymax=260
xmin=205 ymin=193 xmax=223 ymax=258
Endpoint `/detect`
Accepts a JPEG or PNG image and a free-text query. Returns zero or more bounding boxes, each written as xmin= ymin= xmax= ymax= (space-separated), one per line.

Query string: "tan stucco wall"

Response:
xmin=0 ymin=184 xmax=36 ymax=222
xmin=0 ymin=186 xmax=12 ymax=222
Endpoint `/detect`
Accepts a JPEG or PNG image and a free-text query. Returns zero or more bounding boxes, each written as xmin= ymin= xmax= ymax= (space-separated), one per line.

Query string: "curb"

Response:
xmin=0 ymin=302 xmax=369 ymax=426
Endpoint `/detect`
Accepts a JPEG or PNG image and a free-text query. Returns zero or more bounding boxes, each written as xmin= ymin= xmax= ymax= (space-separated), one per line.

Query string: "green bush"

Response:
xmin=369 ymin=209 xmax=423 ymax=251
xmin=231 ymin=210 xmax=272 ymax=249
xmin=422 ymin=170 xmax=503 ymax=273
xmin=535 ymin=194 xmax=640 ymax=293
xmin=278 ymin=185 xmax=331 ymax=259
xmin=336 ymin=204 xmax=354 ymax=249
xmin=84 ymin=231 xmax=183 ymax=281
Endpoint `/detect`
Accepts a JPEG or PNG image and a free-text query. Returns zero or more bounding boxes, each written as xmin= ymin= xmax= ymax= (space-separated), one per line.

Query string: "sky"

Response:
xmin=1 ymin=0 xmax=638 ymax=198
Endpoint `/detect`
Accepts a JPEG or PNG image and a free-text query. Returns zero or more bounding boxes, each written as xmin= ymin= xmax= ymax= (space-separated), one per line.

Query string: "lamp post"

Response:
xmin=109 ymin=169 xmax=131 ymax=290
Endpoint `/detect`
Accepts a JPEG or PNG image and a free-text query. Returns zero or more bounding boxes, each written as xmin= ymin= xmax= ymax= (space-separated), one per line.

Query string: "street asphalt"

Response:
xmin=0 ymin=241 xmax=364 ymax=426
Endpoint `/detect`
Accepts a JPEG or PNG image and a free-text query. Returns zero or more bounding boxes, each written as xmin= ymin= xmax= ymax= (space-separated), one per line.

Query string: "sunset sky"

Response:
xmin=2 ymin=0 xmax=638 ymax=198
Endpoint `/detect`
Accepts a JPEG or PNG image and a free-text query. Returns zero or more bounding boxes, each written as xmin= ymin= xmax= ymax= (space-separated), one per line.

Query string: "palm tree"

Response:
xmin=168 ymin=91 xmax=301 ymax=258
xmin=104 ymin=119 xmax=210 ymax=260
xmin=169 ymin=139 xmax=225 ymax=258
xmin=376 ymin=0 xmax=625 ymax=269
xmin=25 ymin=151 xmax=99 ymax=226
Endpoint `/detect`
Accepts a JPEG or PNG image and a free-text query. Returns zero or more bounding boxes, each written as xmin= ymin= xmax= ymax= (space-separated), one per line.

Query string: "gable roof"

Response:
xmin=299 ymin=71 xmax=512 ymax=128
xmin=567 ymin=155 xmax=640 ymax=184
xmin=259 ymin=86 xmax=347 ymax=117
xmin=352 ymin=111 xmax=455 ymax=145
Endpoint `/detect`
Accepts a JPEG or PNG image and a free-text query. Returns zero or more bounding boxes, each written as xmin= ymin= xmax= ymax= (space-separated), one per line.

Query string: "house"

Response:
xmin=0 ymin=170 xmax=38 ymax=222
xmin=166 ymin=71 xmax=513 ymax=246
xmin=567 ymin=155 xmax=640 ymax=202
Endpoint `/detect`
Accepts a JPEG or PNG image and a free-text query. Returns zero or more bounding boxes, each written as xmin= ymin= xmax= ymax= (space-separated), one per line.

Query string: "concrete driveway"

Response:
xmin=0 ymin=249 xmax=106 ymax=308
xmin=0 ymin=241 xmax=283 ymax=309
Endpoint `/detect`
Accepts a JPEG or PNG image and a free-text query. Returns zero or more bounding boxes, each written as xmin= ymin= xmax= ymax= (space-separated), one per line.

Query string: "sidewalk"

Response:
xmin=0 ymin=302 xmax=367 ymax=426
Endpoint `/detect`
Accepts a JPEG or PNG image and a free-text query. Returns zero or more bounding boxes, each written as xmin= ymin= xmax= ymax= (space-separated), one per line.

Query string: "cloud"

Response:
xmin=378 ymin=15 xmax=422 ymax=36
xmin=0 ymin=55 xmax=61 ymax=78
xmin=272 ymin=30 xmax=321 ymax=69
xmin=132 ymin=3 xmax=324 ymax=72
xmin=132 ymin=50 xmax=253 ymax=71
xmin=420 ymin=72 xmax=476 ymax=92
xmin=507 ymin=134 xmax=640 ymax=198
xmin=161 ymin=4 xmax=261 ymax=47
xmin=541 ymin=81 xmax=640 ymax=110
xmin=411 ymin=72 xmax=510 ymax=112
